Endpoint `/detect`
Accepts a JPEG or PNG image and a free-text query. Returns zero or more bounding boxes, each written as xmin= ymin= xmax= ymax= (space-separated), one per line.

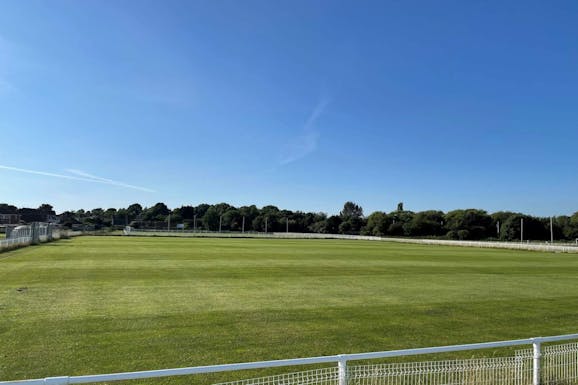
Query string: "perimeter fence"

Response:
xmin=0 ymin=223 xmax=82 ymax=252
xmin=2 ymin=334 xmax=578 ymax=385
xmin=123 ymin=228 xmax=578 ymax=253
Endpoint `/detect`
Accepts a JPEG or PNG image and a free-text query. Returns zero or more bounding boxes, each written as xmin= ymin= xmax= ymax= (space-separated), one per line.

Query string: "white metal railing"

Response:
xmin=2 ymin=334 xmax=578 ymax=385
xmin=122 ymin=228 xmax=578 ymax=253
xmin=0 ymin=236 xmax=32 ymax=249
xmin=0 ymin=225 xmax=79 ymax=252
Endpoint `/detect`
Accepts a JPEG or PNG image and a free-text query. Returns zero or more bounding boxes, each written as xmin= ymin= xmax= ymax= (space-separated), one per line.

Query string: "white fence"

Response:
xmin=0 ymin=224 xmax=81 ymax=252
xmin=2 ymin=334 xmax=578 ymax=385
xmin=0 ymin=236 xmax=32 ymax=249
xmin=123 ymin=228 xmax=578 ymax=253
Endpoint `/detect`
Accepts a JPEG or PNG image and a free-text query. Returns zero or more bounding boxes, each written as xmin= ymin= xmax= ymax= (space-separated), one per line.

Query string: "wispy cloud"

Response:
xmin=0 ymin=165 xmax=155 ymax=192
xmin=280 ymin=99 xmax=330 ymax=165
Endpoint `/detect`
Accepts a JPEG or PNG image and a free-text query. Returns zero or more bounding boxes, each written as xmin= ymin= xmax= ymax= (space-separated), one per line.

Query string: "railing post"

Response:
xmin=337 ymin=356 xmax=347 ymax=385
xmin=44 ymin=377 xmax=70 ymax=385
xmin=532 ymin=339 xmax=541 ymax=385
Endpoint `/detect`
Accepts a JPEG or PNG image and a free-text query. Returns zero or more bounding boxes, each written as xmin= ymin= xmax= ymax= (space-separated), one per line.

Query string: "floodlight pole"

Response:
xmin=521 ymin=218 xmax=524 ymax=242
xmin=265 ymin=217 xmax=268 ymax=233
xmin=219 ymin=216 xmax=222 ymax=233
xmin=550 ymin=217 xmax=554 ymax=244
xmin=242 ymin=216 xmax=245 ymax=233
xmin=194 ymin=215 xmax=197 ymax=232
xmin=286 ymin=217 xmax=289 ymax=233
xmin=496 ymin=221 xmax=500 ymax=237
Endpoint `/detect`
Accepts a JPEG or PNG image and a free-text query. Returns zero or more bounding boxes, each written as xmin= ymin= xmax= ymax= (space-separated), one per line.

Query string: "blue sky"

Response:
xmin=1 ymin=0 xmax=577 ymax=216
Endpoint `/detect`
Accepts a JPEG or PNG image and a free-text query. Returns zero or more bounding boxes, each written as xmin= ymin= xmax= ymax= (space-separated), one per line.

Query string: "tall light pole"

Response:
xmin=286 ymin=217 xmax=289 ymax=233
xmin=242 ymin=216 xmax=245 ymax=233
xmin=496 ymin=221 xmax=500 ymax=238
xmin=265 ymin=217 xmax=268 ymax=233
xmin=550 ymin=217 xmax=554 ymax=244
xmin=219 ymin=215 xmax=222 ymax=233
xmin=193 ymin=214 xmax=197 ymax=232
xmin=521 ymin=217 xmax=524 ymax=242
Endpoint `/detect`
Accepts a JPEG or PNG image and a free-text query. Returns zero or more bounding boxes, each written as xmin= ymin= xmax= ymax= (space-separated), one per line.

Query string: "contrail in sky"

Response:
xmin=0 ymin=165 xmax=155 ymax=192
xmin=280 ymin=98 xmax=330 ymax=165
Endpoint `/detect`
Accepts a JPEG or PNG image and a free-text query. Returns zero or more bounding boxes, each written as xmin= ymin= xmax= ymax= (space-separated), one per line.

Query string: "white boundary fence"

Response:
xmin=2 ymin=334 xmax=578 ymax=385
xmin=123 ymin=228 xmax=578 ymax=253
xmin=0 ymin=224 xmax=82 ymax=252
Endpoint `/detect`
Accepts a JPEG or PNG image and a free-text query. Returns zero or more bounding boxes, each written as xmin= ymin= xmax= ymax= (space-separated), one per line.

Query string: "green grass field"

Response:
xmin=1 ymin=236 xmax=578 ymax=383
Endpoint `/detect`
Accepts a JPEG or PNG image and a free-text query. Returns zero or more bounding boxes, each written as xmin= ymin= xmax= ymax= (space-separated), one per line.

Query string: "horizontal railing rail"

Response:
xmin=3 ymin=333 xmax=578 ymax=385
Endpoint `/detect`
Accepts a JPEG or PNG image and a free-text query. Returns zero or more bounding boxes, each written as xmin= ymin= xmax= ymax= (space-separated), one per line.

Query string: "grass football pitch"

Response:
xmin=1 ymin=236 xmax=578 ymax=383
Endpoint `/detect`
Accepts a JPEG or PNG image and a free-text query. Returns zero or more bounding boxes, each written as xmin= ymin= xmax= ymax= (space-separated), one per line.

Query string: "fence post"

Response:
xmin=338 ymin=356 xmax=347 ymax=385
xmin=44 ymin=376 xmax=70 ymax=385
xmin=31 ymin=222 xmax=40 ymax=244
xmin=532 ymin=339 xmax=541 ymax=385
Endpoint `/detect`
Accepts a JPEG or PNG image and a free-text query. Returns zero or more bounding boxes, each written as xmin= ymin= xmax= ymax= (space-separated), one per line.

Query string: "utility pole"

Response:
xmin=265 ymin=217 xmax=268 ymax=233
xmin=521 ymin=218 xmax=524 ymax=242
xmin=550 ymin=217 xmax=554 ymax=244
xmin=242 ymin=216 xmax=245 ymax=233
xmin=219 ymin=215 xmax=222 ymax=233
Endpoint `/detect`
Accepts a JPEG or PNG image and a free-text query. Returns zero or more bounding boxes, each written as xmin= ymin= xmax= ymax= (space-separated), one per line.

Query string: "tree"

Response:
xmin=38 ymin=204 xmax=55 ymax=215
xmin=567 ymin=212 xmax=578 ymax=239
xmin=202 ymin=206 xmax=220 ymax=231
xmin=307 ymin=212 xmax=328 ymax=233
xmin=85 ymin=208 xmax=104 ymax=228
xmin=325 ymin=215 xmax=342 ymax=234
xmin=256 ymin=205 xmax=281 ymax=231
xmin=397 ymin=202 xmax=404 ymax=212
xmin=339 ymin=202 xmax=365 ymax=234
xmin=491 ymin=211 xmax=517 ymax=239
xmin=214 ymin=202 xmax=234 ymax=215
xmin=194 ymin=204 xmax=210 ymax=218
xmin=404 ymin=210 xmax=444 ymax=237
xmin=116 ymin=208 xmax=129 ymax=226
xmin=0 ymin=204 xmax=18 ymax=214
xmin=59 ymin=211 xmax=80 ymax=228
xmin=252 ymin=215 xmax=272 ymax=232
xmin=126 ymin=203 xmax=143 ymax=221
xmin=104 ymin=208 xmax=117 ymax=226
xmin=340 ymin=202 xmax=363 ymax=220
xmin=444 ymin=209 xmax=492 ymax=240
xmin=143 ymin=202 xmax=170 ymax=221
xmin=238 ymin=205 xmax=260 ymax=231
xmin=223 ymin=209 xmax=242 ymax=231
xmin=388 ymin=210 xmax=414 ymax=236
xmin=362 ymin=212 xmax=389 ymax=236
xmin=177 ymin=206 xmax=196 ymax=220
xmin=499 ymin=214 xmax=547 ymax=241
xmin=552 ymin=215 xmax=571 ymax=240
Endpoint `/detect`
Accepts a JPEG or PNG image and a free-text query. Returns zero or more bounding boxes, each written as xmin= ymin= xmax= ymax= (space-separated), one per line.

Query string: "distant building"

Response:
xmin=0 ymin=213 xmax=20 ymax=224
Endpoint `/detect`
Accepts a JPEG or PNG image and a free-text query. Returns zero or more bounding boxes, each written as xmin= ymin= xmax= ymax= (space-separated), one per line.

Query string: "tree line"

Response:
xmin=2 ymin=202 xmax=578 ymax=242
